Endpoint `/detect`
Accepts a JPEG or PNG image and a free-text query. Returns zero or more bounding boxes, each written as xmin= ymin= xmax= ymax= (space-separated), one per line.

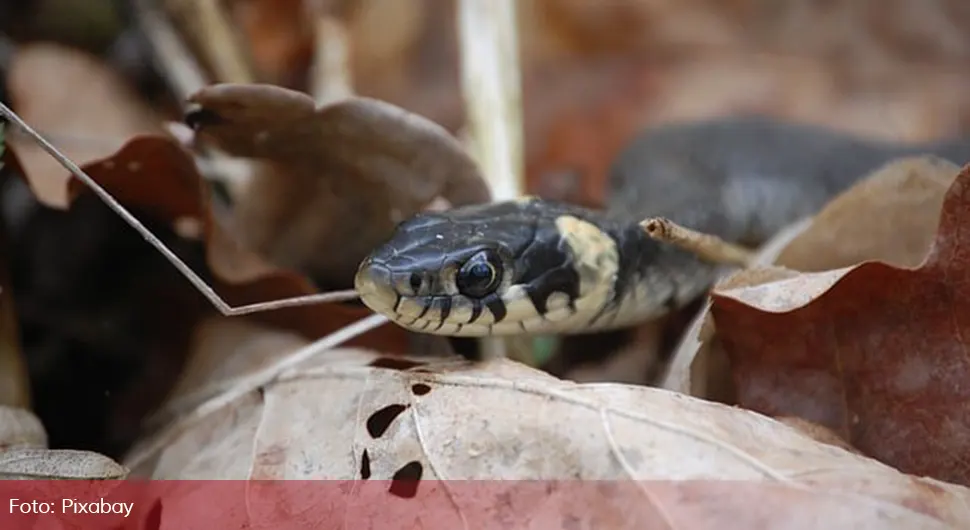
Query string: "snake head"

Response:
xmin=355 ymin=198 xmax=634 ymax=337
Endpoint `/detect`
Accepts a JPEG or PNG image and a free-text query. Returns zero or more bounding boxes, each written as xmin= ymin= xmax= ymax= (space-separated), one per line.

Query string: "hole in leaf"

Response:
xmin=360 ymin=450 xmax=371 ymax=480
xmin=366 ymin=403 xmax=409 ymax=438
xmin=388 ymin=461 xmax=423 ymax=499
xmin=368 ymin=357 xmax=426 ymax=370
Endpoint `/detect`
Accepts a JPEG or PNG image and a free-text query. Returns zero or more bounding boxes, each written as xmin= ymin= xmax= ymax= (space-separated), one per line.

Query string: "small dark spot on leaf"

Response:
xmin=184 ymin=108 xmax=224 ymax=129
xmin=411 ymin=383 xmax=432 ymax=396
xmin=368 ymin=357 xmax=426 ymax=370
xmin=388 ymin=461 xmax=423 ymax=498
xmin=360 ymin=450 xmax=371 ymax=480
xmin=366 ymin=403 xmax=410 ymax=438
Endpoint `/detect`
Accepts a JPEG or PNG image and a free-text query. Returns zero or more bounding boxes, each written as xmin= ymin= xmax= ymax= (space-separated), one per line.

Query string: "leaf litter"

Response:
xmin=660 ymin=156 xmax=964 ymax=400
xmin=185 ymin=82 xmax=492 ymax=289
xmin=126 ymin=346 xmax=970 ymax=528
xmin=0 ymin=31 xmax=965 ymax=523
xmin=709 ymin=158 xmax=970 ymax=486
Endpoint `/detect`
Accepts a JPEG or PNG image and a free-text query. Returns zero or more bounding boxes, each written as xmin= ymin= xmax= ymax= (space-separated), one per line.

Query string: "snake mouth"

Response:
xmin=354 ymin=259 xmax=401 ymax=318
xmin=355 ymin=257 xmax=507 ymax=336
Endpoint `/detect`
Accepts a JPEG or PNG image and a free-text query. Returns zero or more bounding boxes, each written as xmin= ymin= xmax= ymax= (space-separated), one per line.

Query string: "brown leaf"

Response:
xmin=186 ymin=83 xmax=490 ymax=288
xmin=130 ymin=348 xmax=970 ymax=528
xmin=6 ymin=43 xmax=161 ymax=208
xmin=711 ymin=163 xmax=970 ymax=486
xmin=63 ymin=135 xmax=409 ymax=353
xmin=776 ymin=156 xmax=961 ymax=271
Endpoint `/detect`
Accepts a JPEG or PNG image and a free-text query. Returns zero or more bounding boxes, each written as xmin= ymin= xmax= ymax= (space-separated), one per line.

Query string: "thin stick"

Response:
xmin=0 ymin=103 xmax=360 ymax=314
xmin=178 ymin=0 xmax=254 ymax=83
xmin=132 ymin=0 xmax=209 ymax=103
xmin=641 ymin=217 xmax=756 ymax=267
xmin=310 ymin=16 xmax=354 ymax=105
xmin=457 ymin=0 xmax=524 ymax=201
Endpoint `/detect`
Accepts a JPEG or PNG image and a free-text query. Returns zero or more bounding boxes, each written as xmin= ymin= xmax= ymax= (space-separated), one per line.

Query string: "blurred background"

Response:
xmin=2 ymin=0 xmax=969 ymax=207
xmin=1 ymin=0 xmax=969 ymax=458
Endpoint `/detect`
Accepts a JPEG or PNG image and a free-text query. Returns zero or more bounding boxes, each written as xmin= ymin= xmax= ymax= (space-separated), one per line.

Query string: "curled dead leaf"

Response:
xmin=185 ymin=83 xmax=491 ymax=288
xmin=711 ymin=163 xmax=970 ymax=486
xmin=775 ymin=156 xmax=961 ymax=271
xmin=128 ymin=347 xmax=969 ymax=527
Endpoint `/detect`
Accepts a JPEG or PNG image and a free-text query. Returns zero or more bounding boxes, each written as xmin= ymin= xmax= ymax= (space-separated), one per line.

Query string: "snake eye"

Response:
xmin=456 ymin=250 xmax=502 ymax=298
xmin=408 ymin=273 xmax=423 ymax=294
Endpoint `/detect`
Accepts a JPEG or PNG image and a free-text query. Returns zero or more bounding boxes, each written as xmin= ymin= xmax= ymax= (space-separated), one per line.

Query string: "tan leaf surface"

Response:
xmin=711 ymin=163 xmax=970 ymax=486
xmin=127 ymin=345 xmax=969 ymax=528
xmin=6 ymin=42 xmax=161 ymax=208
xmin=186 ymin=83 xmax=491 ymax=288
xmin=775 ymin=156 xmax=962 ymax=271
xmin=0 ymin=448 xmax=127 ymax=480
xmin=0 ymin=406 xmax=46 ymax=450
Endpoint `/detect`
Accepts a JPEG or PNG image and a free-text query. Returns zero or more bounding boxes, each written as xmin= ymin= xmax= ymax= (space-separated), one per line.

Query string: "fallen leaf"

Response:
xmin=127 ymin=347 xmax=970 ymax=528
xmin=0 ymin=406 xmax=46 ymax=450
xmin=711 ymin=163 xmax=970 ymax=486
xmin=186 ymin=83 xmax=491 ymax=289
xmin=777 ymin=416 xmax=860 ymax=453
xmin=775 ymin=156 xmax=962 ymax=271
xmin=63 ymin=134 xmax=408 ymax=352
xmin=0 ymin=448 xmax=127 ymax=479
xmin=4 ymin=132 xmax=407 ymax=457
xmin=6 ymin=42 xmax=161 ymax=208
xmin=659 ymin=233 xmax=809 ymax=400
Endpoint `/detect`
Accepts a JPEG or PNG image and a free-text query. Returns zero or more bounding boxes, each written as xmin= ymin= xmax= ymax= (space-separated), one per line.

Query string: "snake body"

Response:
xmin=356 ymin=116 xmax=970 ymax=337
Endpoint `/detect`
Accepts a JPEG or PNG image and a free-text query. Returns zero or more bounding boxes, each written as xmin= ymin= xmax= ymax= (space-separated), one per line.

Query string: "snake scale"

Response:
xmin=355 ymin=116 xmax=970 ymax=341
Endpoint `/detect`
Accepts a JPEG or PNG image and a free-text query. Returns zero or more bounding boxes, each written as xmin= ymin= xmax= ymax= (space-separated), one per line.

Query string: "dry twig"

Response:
xmin=310 ymin=15 xmax=354 ymax=104
xmin=641 ymin=217 xmax=756 ymax=267
xmin=0 ymin=103 xmax=360 ymax=315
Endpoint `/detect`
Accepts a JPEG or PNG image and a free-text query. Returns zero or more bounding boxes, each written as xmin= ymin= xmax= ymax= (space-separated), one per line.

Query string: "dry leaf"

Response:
xmin=61 ymin=135 xmax=408 ymax=352
xmin=711 ymin=163 xmax=970 ymax=486
xmin=662 ymin=157 xmax=962 ymax=399
xmin=775 ymin=156 xmax=961 ymax=271
xmin=127 ymin=346 xmax=969 ymax=527
xmin=5 ymin=133 xmax=406 ymax=455
xmin=659 ymin=229 xmax=809 ymax=399
xmin=6 ymin=42 xmax=161 ymax=208
xmin=186 ymin=83 xmax=491 ymax=288
xmin=0 ymin=404 xmax=126 ymax=481
xmin=0 ymin=448 xmax=127 ymax=480
xmin=0 ymin=406 xmax=46 ymax=450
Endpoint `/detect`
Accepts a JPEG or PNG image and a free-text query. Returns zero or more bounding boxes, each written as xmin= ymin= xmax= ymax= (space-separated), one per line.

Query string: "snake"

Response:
xmin=355 ymin=116 xmax=970 ymax=338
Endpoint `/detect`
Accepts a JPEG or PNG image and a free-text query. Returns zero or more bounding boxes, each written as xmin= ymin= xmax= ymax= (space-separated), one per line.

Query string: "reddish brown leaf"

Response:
xmin=186 ymin=83 xmax=490 ymax=288
xmin=63 ymin=135 xmax=408 ymax=353
xmin=710 ymin=164 xmax=970 ymax=486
